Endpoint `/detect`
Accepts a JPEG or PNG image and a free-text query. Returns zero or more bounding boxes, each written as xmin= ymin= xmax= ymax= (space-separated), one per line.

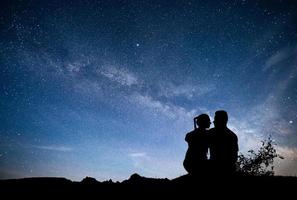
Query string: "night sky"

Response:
xmin=1 ymin=0 xmax=297 ymax=181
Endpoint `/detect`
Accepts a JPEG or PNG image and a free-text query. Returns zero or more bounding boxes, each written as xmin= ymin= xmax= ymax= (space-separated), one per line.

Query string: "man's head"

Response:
xmin=195 ymin=114 xmax=211 ymax=129
xmin=214 ymin=110 xmax=228 ymax=128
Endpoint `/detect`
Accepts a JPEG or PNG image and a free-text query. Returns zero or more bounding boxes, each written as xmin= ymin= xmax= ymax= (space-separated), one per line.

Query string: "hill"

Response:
xmin=1 ymin=173 xmax=297 ymax=198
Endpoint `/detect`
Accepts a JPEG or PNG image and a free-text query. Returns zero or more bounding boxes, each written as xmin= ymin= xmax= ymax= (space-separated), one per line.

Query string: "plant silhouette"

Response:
xmin=236 ymin=136 xmax=284 ymax=176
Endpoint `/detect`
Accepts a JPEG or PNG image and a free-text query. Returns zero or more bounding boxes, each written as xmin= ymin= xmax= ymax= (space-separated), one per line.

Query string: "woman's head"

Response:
xmin=195 ymin=114 xmax=211 ymax=129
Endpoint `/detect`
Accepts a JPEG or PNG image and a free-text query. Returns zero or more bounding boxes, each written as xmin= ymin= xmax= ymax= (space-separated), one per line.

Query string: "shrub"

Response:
xmin=236 ymin=136 xmax=284 ymax=176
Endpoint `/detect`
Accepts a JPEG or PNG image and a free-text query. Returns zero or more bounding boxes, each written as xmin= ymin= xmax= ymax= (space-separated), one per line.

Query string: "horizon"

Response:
xmin=1 ymin=0 xmax=297 ymax=182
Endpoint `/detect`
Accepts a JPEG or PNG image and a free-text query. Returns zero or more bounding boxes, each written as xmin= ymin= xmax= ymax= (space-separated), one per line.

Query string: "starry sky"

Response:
xmin=1 ymin=0 xmax=297 ymax=181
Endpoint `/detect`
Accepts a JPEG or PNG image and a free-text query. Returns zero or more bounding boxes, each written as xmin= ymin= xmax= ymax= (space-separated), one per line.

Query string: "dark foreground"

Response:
xmin=1 ymin=174 xmax=297 ymax=198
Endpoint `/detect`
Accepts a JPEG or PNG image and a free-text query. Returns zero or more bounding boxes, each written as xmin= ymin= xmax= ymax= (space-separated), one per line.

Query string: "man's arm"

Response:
xmin=232 ymin=135 xmax=239 ymax=162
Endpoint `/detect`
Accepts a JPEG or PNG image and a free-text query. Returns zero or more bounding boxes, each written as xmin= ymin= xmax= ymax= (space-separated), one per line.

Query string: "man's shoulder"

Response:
xmin=209 ymin=127 xmax=237 ymax=137
xmin=227 ymin=128 xmax=238 ymax=140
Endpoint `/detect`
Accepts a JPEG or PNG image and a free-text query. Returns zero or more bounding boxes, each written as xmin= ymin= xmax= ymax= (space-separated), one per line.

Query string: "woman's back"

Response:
xmin=183 ymin=128 xmax=209 ymax=174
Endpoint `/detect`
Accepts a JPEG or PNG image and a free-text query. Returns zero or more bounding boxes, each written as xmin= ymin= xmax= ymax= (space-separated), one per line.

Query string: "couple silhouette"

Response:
xmin=183 ymin=110 xmax=238 ymax=177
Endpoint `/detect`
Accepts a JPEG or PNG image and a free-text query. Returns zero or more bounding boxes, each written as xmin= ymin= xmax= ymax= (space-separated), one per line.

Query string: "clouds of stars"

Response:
xmin=0 ymin=0 xmax=297 ymax=180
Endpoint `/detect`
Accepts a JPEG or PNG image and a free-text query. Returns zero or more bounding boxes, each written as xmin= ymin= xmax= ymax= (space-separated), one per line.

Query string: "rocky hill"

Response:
xmin=1 ymin=173 xmax=296 ymax=198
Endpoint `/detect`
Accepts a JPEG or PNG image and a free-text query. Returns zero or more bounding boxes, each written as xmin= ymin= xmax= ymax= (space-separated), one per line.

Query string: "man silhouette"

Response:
xmin=183 ymin=114 xmax=211 ymax=176
xmin=209 ymin=110 xmax=238 ymax=175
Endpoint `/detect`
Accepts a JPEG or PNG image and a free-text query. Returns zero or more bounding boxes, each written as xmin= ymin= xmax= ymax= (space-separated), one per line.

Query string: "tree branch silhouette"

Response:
xmin=236 ymin=136 xmax=284 ymax=176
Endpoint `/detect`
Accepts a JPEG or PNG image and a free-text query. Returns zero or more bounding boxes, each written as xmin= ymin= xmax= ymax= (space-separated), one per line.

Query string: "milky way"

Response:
xmin=1 ymin=0 xmax=297 ymax=180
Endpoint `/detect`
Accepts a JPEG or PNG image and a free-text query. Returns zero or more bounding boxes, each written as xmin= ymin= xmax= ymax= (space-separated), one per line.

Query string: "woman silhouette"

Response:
xmin=183 ymin=114 xmax=211 ymax=175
